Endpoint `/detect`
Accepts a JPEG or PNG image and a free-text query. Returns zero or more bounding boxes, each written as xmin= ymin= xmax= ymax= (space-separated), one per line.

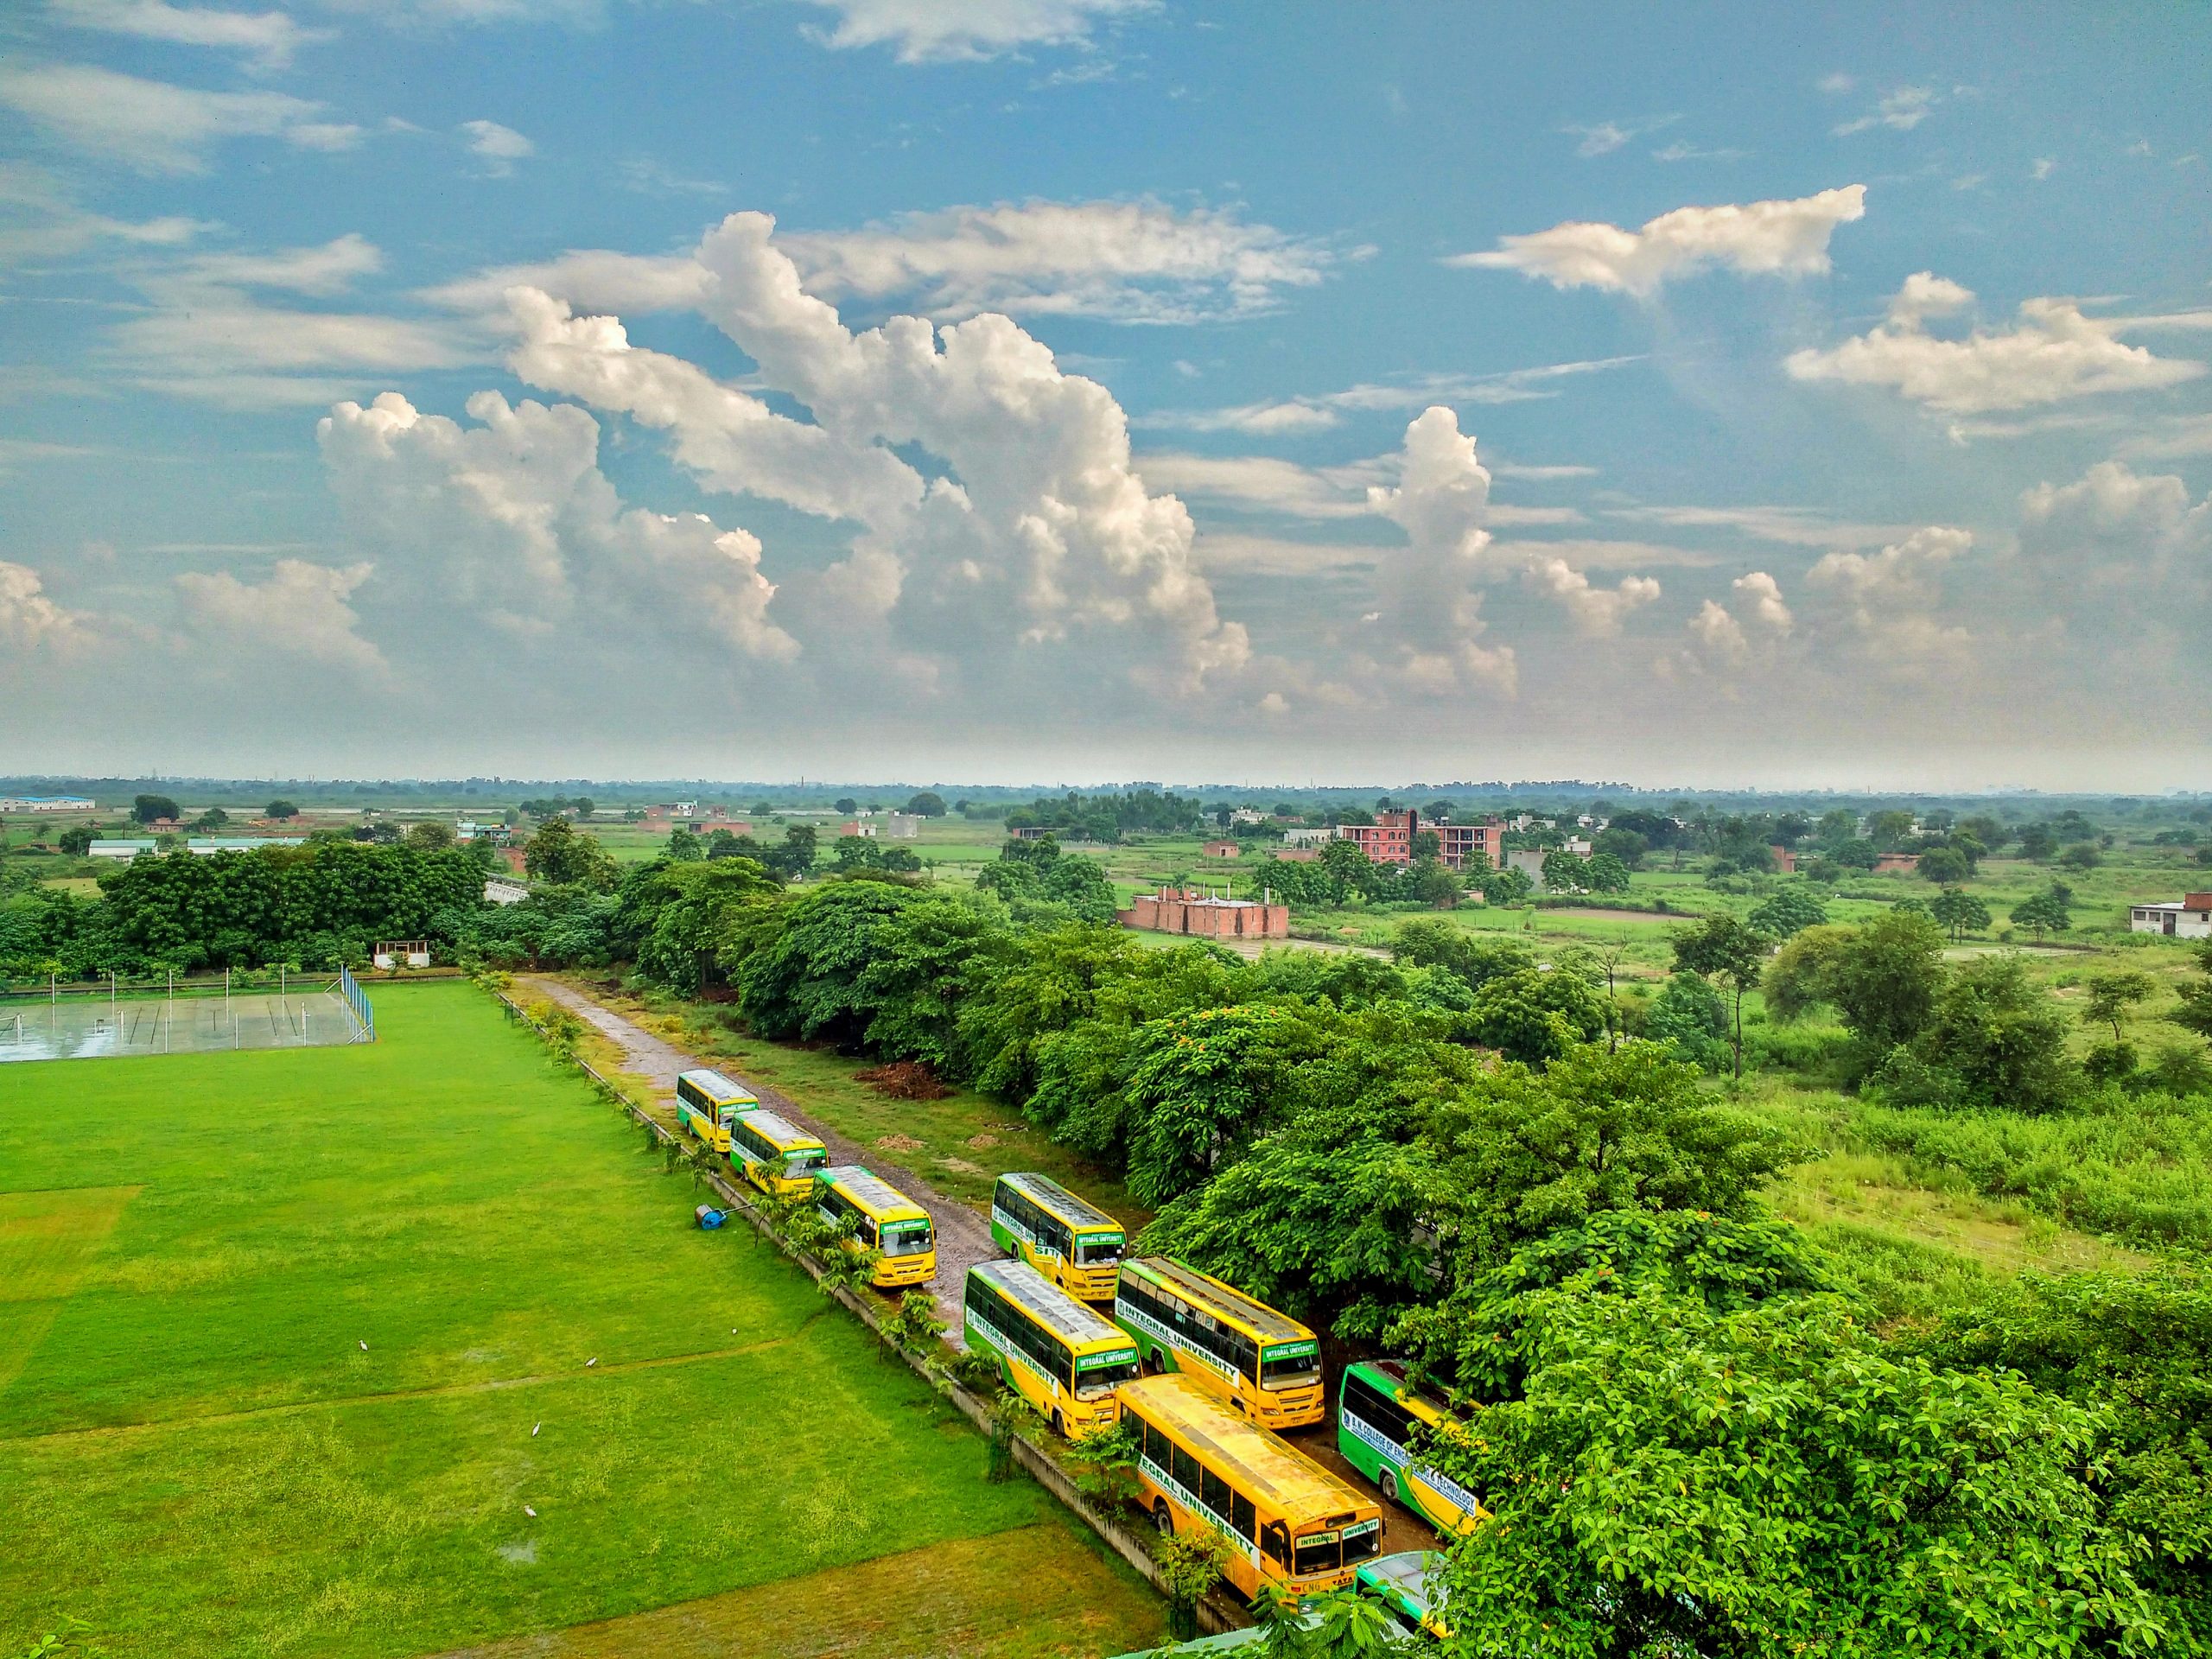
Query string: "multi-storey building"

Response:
xmin=1340 ymin=809 xmax=1502 ymax=871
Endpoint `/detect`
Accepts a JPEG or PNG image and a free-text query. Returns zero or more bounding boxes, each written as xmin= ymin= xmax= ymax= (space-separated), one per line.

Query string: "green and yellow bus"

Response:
xmin=674 ymin=1067 xmax=758 ymax=1154
xmin=962 ymin=1261 xmax=1138 ymax=1439
xmin=1122 ymin=1372 xmax=1382 ymax=1601
xmin=990 ymin=1172 xmax=1125 ymax=1302
xmin=1357 ymin=1551 xmax=1450 ymax=1640
xmin=729 ymin=1108 xmax=828 ymax=1197
xmin=815 ymin=1164 xmax=936 ymax=1289
xmin=1113 ymin=1256 xmax=1325 ymax=1429
xmin=1336 ymin=1358 xmax=1484 ymax=1537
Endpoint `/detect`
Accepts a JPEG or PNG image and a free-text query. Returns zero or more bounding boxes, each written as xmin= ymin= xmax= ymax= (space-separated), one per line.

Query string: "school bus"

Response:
xmin=814 ymin=1164 xmax=936 ymax=1289
xmin=1122 ymin=1373 xmax=1383 ymax=1601
xmin=728 ymin=1108 xmax=828 ymax=1197
xmin=1113 ymin=1256 xmax=1325 ymax=1428
xmin=1357 ymin=1551 xmax=1450 ymax=1639
xmin=674 ymin=1068 xmax=758 ymax=1154
xmin=962 ymin=1261 xmax=1138 ymax=1439
xmin=1336 ymin=1358 xmax=1485 ymax=1536
xmin=990 ymin=1172 xmax=1125 ymax=1302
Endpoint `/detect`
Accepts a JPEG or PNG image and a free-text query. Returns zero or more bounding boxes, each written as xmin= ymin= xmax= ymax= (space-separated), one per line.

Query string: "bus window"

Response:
xmin=1202 ymin=1467 xmax=1232 ymax=1521
xmin=1077 ymin=1235 xmax=1122 ymax=1266
xmin=1231 ymin=1491 xmax=1256 ymax=1542
xmin=1262 ymin=1347 xmax=1321 ymax=1390
xmin=1074 ymin=1350 xmax=1137 ymax=1400
xmin=788 ymin=1148 xmax=828 ymax=1177
xmin=882 ymin=1221 xmax=932 ymax=1256
xmin=1173 ymin=1443 xmax=1200 ymax=1492
xmin=1294 ymin=1532 xmax=1343 ymax=1578
xmin=1262 ymin=1521 xmax=1290 ymax=1567
xmin=1344 ymin=1522 xmax=1382 ymax=1567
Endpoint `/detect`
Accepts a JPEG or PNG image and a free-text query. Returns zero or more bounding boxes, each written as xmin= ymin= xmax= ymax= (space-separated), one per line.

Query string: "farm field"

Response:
xmin=0 ymin=981 xmax=1161 ymax=1659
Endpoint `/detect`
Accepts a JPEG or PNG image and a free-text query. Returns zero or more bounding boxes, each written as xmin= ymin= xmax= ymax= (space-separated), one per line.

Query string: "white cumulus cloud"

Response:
xmin=1524 ymin=556 xmax=1660 ymax=636
xmin=1785 ymin=273 xmax=2206 ymax=414
xmin=796 ymin=0 xmax=1152 ymax=63
xmin=1450 ymin=185 xmax=1866 ymax=298
xmin=175 ymin=558 xmax=385 ymax=671
xmin=1363 ymin=407 xmax=1516 ymax=696
xmin=460 ymin=119 xmax=533 ymax=177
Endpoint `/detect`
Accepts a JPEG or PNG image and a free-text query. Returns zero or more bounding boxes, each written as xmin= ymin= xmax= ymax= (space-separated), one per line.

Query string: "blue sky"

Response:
xmin=2 ymin=0 xmax=2207 ymax=788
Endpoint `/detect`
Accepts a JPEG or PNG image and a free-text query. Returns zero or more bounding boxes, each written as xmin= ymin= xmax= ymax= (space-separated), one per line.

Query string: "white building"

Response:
xmin=187 ymin=837 xmax=305 ymax=855
xmin=88 ymin=839 xmax=156 ymax=861
xmin=0 ymin=795 xmax=93 ymax=812
xmin=1230 ymin=808 xmax=1265 ymax=825
xmin=485 ymin=878 xmax=529 ymax=906
xmin=882 ymin=812 xmax=920 ymax=840
xmin=1281 ymin=826 xmax=1338 ymax=848
xmin=2131 ymin=893 xmax=2212 ymax=939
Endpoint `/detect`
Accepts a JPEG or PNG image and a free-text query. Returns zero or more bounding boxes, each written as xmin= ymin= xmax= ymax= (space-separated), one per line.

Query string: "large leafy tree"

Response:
xmin=1427 ymin=1043 xmax=1800 ymax=1265
xmin=1766 ymin=909 xmax=1948 ymax=1059
xmin=1909 ymin=952 xmax=2078 ymax=1113
xmin=1422 ymin=1281 xmax=2159 ymax=1658
xmin=1118 ymin=1002 xmax=1331 ymax=1206
xmin=1465 ymin=967 xmax=1607 ymax=1065
xmin=851 ymin=890 xmax=1017 ymax=1070
xmin=1671 ymin=912 xmax=1767 ymax=1078
xmin=737 ymin=878 xmax=925 ymax=1047
xmin=1747 ymin=883 xmax=1828 ymax=940
xmin=521 ymin=817 xmax=619 ymax=890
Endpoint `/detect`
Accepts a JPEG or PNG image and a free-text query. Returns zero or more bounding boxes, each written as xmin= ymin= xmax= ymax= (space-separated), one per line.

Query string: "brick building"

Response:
xmin=1340 ymin=809 xmax=1502 ymax=871
xmin=1202 ymin=840 xmax=1241 ymax=859
xmin=1119 ymin=886 xmax=1289 ymax=940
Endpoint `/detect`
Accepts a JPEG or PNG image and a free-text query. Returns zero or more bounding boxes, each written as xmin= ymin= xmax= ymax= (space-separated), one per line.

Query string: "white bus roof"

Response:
xmin=734 ymin=1108 xmax=819 ymax=1149
xmin=1000 ymin=1170 xmax=1122 ymax=1233
xmin=970 ymin=1260 xmax=1133 ymax=1350
xmin=1125 ymin=1255 xmax=1314 ymax=1345
xmin=677 ymin=1068 xmax=754 ymax=1100
xmin=820 ymin=1164 xmax=928 ymax=1221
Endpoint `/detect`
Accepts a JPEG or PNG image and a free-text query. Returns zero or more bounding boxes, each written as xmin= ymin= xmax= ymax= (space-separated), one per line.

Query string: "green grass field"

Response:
xmin=0 ymin=982 xmax=1161 ymax=1659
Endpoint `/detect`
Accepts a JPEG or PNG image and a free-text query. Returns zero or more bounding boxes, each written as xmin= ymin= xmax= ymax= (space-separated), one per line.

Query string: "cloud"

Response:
xmin=2018 ymin=460 xmax=2210 ymax=584
xmin=1607 ymin=503 xmax=1909 ymax=550
xmin=1664 ymin=570 xmax=1794 ymax=682
xmin=0 ymin=62 xmax=351 ymax=173
xmin=1652 ymin=141 xmax=1748 ymax=163
xmin=1450 ymin=185 xmax=1865 ymax=298
xmin=776 ymin=199 xmax=1342 ymax=324
xmin=1834 ymin=85 xmax=1937 ymax=136
xmin=1806 ymin=524 xmax=1974 ymax=668
xmin=1363 ymin=407 xmax=1516 ymax=696
xmin=1134 ymin=451 xmax=1377 ymax=520
xmin=111 ymin=234 xmax=480 ymax=405
xmin=795 ymin=0 xmax=1153 ymax=63
xmin=318 ymin=390 xmax=798 ymax=663
xmin=0 ymin=561 xmax=95 ymax=654
xmin=2032 ymin=157 xmax=2056 ymax=181
xmin=0 ymin=162 xmax=211 ymax=264
xmin=174 ymin=558 xmax=385 ymax=671
xmin=460 ymin=118 xmax=533 ymax=177
xmin=45 ymin=0 xmax=327 ymax=71
xmin=1784 ymin=273 xmax=2207 ymax=414
xmin=1523 ymin=556 xmax=1660 ymax=636
xmin=1564 ymin=115 xmax=1676 ymax=157
xmin=1140 ymin=356 xmax=1642 ymax=433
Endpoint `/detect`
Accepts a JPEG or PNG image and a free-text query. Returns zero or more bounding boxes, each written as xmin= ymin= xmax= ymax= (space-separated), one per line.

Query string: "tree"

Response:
xmin=2011 ymin=886 xmax=2073 ymax=941
xmin=2173 ymin=940 xmax=2212 ymax=1043
xmin=190 ymin=807 xmax=230 ymax=833
xmin=1591 ymin=827 xmax=1648 ymax=868
xmin=1390 ymin=919 xmax=1534 ymax=991
xmin=1765 ymin=910 xmax=1946 ymax=1059
xmin=1427 ymin=1044 xmax=1800 ymax=1265
xmin=1418 ymin=1282 xmax=2157 ymax=1658
xmin=1580 ymin=851 xmax=1630 ymax=895
xmin=57 ymin=824 xmax=94 ymax=857
xmin=1746 ymin=885 xmax=1827 ymax=940
xmin=665 ymin=828 xmax=702 ymax=862
xmin=1917 ymin=844 xmax=1972 ymax=885
xmin=833 ymin=797 xmax=858 ymax=815
xmin=2057 ymin=842 xmax=2103 ymax=871
xmin=522 ymin=817 xmax=619 ymax=889
xmin=1478 ymin=865 xmax=1535 ymax=906
xmin=404 ymin=820 xmax=455 ymax=851
xmin=1672 ymin=913 xmax=1765 ymax=1079
xmin=1466 ymin=969 xmax=1608 ymax=1065
xmin=1904 ymin=954 xmax=2077 ymax=1113
xmin=1929 ymin=886 xmax=1991 ymax=942
xmin=1540 ymin=852 xmax=1588 ymax=893
xmin=1643 ymin=970 xmax=1729 ymax=1071
xmin=905 ymin=791 xmax=947 ymax=818
xmin=131 ymin=793 xmax=180 ymax=825
xmin=1120 ymin=1004 xmax=1329 ymax=1207
xmin=2082 ymin=970 xmax=2155 ymax=1046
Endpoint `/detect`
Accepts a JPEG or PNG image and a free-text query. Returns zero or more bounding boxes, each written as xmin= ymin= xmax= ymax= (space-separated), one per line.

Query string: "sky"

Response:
xmin=1 ymin=0 xmax=2208 ymax=791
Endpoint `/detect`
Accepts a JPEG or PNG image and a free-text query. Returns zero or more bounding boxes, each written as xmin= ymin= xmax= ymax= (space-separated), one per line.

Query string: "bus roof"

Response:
xmin=999 ymin=1171 xmax=1122 ymax=1234
xmin=1358 ymin=1550 xmax=1443 ymax=1600
xmin=1350 ymin=1358 xmax=1459 ymax=1423
xmin=677 ymin=1068 xmax=755 ymax=1102
xmin=819 ymin=1164 xmax=929 ymax=1224
xmin=1122 ymin=1374 xmax=1374 ymax=1520
xmin=969 ymin=1261 xmax=1134 ymax=1351
xmin=1124 ymin=1256 xmax=1315 ymax=1346
xmin=735 ymin=1108 xmax=820 ymax=1150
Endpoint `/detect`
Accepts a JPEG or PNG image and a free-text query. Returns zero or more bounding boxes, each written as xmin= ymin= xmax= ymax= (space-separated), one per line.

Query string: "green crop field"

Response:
xmin=0 ymin=982 xmax=1161 ymax=1659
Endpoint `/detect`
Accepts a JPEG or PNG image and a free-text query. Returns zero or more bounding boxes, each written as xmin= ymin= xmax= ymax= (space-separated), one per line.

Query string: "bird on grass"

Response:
xmin=524 ymin=1505 xmax=537 ymax=1518
xmin=586 ymin=1357 xmax=597 ymax=1367
xmin=359 ymin=1341 xmax=367 ymax=1351
xmin=531 ymin=1422 xmax=541 ymax=1437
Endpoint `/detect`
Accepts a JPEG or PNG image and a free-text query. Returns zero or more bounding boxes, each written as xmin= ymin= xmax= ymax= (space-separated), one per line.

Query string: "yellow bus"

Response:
xmin=729 ymin=1108 xmax=828 ymax=1197
xmin=814 ymin=1164 xmax=937 ymax=1289
xmin=962 ymin=1261 xmax=1139 ymax=1440
xmin=990 ymin=1171 xmax=1125 ymax=1302
xmin=674 ymin=1067 xmax=758 ymax=1154
xmin=1122 ymin=1373 xmax=1383 ymax=1601
xmin=1114 ymin=1257 xmax=1325 ymax=1429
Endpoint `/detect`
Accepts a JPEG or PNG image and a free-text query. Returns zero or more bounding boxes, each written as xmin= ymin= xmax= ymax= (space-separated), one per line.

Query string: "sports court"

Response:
xmin=0 ymin=981 xmax=368 ymax=1063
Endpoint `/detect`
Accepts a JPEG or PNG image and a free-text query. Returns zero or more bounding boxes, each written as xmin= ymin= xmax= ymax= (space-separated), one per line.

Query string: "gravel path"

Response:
xmin=519 ymin=976 xmax=996 ymax=1347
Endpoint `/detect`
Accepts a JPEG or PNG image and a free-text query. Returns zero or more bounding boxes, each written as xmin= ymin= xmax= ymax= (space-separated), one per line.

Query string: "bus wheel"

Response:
xmin=1052 ymin=1409 xmax=1066 ymax=1438
xmin=1142 ymin=1350 xmax=1164 ymax=1376
xmin=1380 ymin=1470 xmax=1399 ymax=1505
xmin=1152 ymin=1501 xmax=1174 ymax=1537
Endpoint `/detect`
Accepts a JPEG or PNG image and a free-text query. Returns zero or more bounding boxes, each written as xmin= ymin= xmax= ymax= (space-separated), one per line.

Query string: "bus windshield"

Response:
xmin=1294 ymin=1531 xmax=1344 ymax=1577
xmin=1261 ymin=1346 xmax=1321 ymax=1390
xmin=1076 ymin=1233 xmax=1124 ymax=1266
xmin=1074 ymin=1351 xmax=1140 ymax=1399
xmin=785 ymin=1149 xmax=829 ymax=1176
xmin=882 ymin=1222 xmax=932 ymax=1256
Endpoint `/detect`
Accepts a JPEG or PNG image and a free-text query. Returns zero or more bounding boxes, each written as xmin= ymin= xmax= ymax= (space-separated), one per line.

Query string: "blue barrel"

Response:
xmin=695 ymin=1205 xmax=727 ymax=1230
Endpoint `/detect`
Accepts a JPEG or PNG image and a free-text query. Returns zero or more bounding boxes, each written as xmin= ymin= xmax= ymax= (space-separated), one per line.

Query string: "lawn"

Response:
xmin=0 ymin=981 xmax=1161 ymax=1659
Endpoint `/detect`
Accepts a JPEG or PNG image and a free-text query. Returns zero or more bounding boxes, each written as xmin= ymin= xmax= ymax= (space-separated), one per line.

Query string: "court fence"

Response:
xmin=338 ymin=964 xmax=377 ymax=1043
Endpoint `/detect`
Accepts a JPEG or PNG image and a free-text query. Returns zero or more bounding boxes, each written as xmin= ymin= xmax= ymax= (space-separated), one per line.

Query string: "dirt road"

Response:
xmin=519 ymin=976 xmax=998 ymax=1348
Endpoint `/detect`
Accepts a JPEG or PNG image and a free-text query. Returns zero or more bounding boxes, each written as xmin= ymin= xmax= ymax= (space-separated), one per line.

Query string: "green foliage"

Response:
xmin=1929 ymin=885 xmax=1991 ymax=940
xmin=1582 ymin=850 xmax=1631 ymax=893
xmin=738 ymin=880 xmax=944 ymax=1051
xmin=1643 ymin=969 xmax=1729 ymax=1071
xmin=1390 ymin=919 xmax=1533 ymax=989
xmin=1465 ymin=967 xmax=1606 ymax=1065
xmin=975 ymin=842 xmax=1119 ymax=923
xmin=2012 ymin=884 xmax=2075 ymax=940
xmin=2084 ymin=970 xmax=2158 ymax=1043
xmin=1900 ymin=953 xmax=2079 ymax=1115
xmin=130 ymin=793 xmax=179 ymax=825
xmin=905 ymin=791 xmax=947 ymax=817
xmin=2173 ymin=941 xmax=2212 ymax=1044
xmin=1120 ymin=1004 xmax=1331 ymax=1206
xmin=1424 ymin=1283 xmax=2158 ymax=1658
xmin=1477 ymin=863 xmax=1535 ymax=906
xmin=1766 ymin=910 xmax=1946 ymax=1057
xmin=263 ymin=799 xmax=298 ymax=820
xmin=521 ymin=816 xmax=620 ymax=890
xmin=1746 ymin=883 xmax=1828 ymax=940
xmin=1917 ymin=843 xmax=1973 ymax=885
xmin=1672 ymin=912 xmax=1766 ymax=1078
